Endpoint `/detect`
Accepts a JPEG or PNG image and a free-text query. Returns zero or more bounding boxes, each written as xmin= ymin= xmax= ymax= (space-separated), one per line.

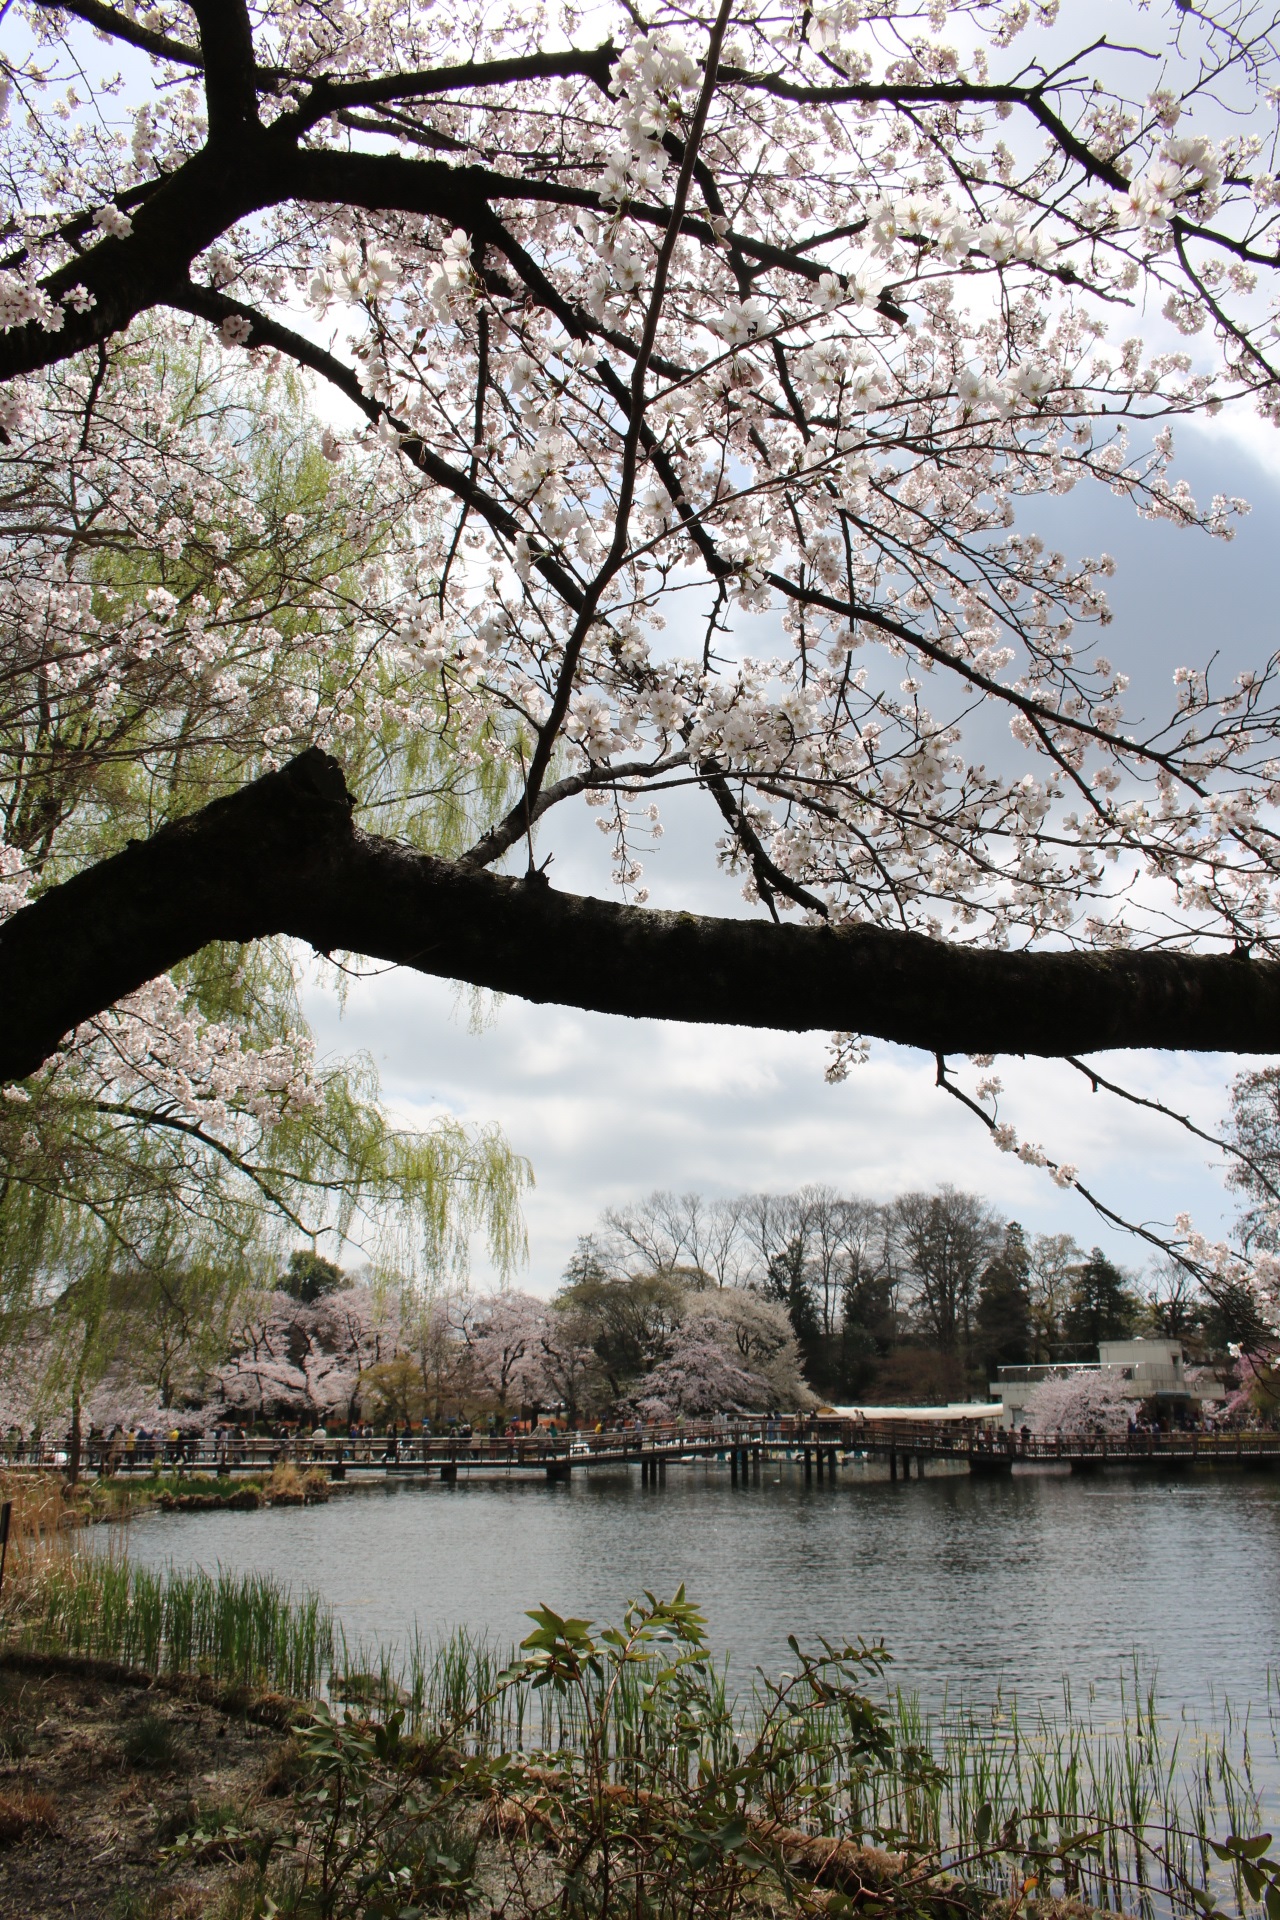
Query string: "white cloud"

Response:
xmin=1183 ymin=405 xmax=1280 ymax=485
xmin=303 ymin=963 xmax=1240 ymax=1296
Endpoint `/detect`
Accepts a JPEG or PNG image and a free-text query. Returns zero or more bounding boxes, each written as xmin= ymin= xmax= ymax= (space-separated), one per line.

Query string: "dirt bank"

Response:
xmin=0 ymin=1653 xmax=296 ymax=1919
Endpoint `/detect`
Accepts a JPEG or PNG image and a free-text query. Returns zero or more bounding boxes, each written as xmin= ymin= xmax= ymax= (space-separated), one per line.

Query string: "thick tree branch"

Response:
xmin=0 ymin=117 xmax=874 ymax=386
xmin=2 ymin=750 xmax=1279 ymax=1085
xmin=717 ymin=67 xmax=1131 ymax=193
xmin=29 ymin=0 xmax=205 ymax=67
xmin=301 ymin=44 xmax=617 ymax=121
xmin=188 ymin=0 xmax=261 ymax=138
xmin=0 ymin=144 xmax=271 ymax=380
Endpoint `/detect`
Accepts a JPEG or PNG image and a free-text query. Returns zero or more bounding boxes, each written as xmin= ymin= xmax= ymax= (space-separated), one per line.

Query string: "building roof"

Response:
xmin=816 ymin=1402 xmax=1004 ymax=1422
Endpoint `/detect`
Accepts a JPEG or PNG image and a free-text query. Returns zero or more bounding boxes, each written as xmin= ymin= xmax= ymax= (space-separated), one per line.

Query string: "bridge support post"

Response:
xmin=730 ymin=1449 xmax=739 ymax=1484
xmin=889 ymin=1449 xmax=897 ymax=1481
xmin=658 ymin=1457 xmax=666 ymax=1484
xmin=803 ymin=1447 xmax=812 ymax=1481
xmin=440 ymin=1462 xmax=457 ymax=1484
xmin=916 ymin=1454 xmax=925 ymax=1478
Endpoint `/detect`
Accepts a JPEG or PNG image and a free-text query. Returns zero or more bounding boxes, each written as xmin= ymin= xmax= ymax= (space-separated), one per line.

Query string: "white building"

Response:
xmin=988 ymin=1338 xmax=1223 ymax=1429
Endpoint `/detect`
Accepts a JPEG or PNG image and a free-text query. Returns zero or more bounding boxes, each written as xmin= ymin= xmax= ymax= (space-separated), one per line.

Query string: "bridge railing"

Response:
xmin=4 ymin=1417 xmax=1277 ymax=1476
xmin=0 ymin=1418 xmax=781 ymax=1475
xmin=833 ymin=1422 xmax=1280 ymax=1459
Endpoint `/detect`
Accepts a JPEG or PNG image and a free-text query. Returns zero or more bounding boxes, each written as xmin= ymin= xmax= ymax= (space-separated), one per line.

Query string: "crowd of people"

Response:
xmin=0 ymin=1406 xmax=812 ymax=1473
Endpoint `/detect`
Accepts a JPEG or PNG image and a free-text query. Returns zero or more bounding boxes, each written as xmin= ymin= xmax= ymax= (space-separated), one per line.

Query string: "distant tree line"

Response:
xmin=7 ymin=1118 xmax=1277 ymax=1441
xmin=580 ymin=1187 xmax=1271 ymax=1405
xmin=0 ymin=1246 xmax=811 ymax=1436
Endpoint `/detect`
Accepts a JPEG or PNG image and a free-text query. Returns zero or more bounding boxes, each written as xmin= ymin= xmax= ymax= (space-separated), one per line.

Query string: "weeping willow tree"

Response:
xmin=0 ymin=331 xmax=533 ymax=1454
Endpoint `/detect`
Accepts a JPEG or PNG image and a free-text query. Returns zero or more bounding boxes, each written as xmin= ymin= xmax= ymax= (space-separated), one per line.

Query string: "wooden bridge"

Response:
xmin=37 ymin=1414 xmax=1280 ymax=1483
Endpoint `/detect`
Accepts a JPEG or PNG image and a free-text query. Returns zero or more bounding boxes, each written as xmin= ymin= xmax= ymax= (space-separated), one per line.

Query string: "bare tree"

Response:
xmin=1145 ymin=1260 xmax=1202 ymax=1343
xmin=798 ymin=1185 xmax=853 ymax=1338
xmin=1027 ymin=1233 xmax=1083 ymax=1361
xmin=694 ymin=1199 xmax=750 ymax=1290
xmin=891 ymin=1188 xmax=1001 ymax=1362
xmin=602 ymin=1192 xmax=700 ymax=1277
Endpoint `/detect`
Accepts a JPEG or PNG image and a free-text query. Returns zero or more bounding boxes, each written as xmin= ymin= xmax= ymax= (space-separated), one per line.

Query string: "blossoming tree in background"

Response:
xmin=1022 ymin=1368 xmax=1132 ymax=1438
xmin=3 ymin=0 xmax=1280 ymax=1324
xmin=460 ymin=1290 xmax=551 ymax=1408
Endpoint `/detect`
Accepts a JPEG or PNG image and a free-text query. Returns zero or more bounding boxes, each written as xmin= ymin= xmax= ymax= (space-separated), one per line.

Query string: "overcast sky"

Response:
xmin=301 ymin=411 xmax=1280 ymax=1296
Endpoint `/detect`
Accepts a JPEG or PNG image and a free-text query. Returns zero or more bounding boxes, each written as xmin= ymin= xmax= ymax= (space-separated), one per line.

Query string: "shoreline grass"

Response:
xmin=0 ymin=1485 xmax=1274 ymax=1920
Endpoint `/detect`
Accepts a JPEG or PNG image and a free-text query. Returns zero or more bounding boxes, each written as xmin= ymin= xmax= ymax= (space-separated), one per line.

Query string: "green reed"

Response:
xmin=4 ymin=1554 xmax=1275 ymax=1916
xmin=857 ymin=1667 xmax=1277 ymax=1917
xmin=6 ymin=1554 xmax=336 ymax=1697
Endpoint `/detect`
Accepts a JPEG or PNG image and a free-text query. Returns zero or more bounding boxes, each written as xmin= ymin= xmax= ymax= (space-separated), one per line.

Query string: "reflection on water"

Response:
xmin=120 ymin=1460 xmax=1280 ymax=1727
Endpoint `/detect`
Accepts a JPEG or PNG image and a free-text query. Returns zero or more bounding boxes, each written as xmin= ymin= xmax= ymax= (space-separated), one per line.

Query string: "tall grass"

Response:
xmin=866 ymin=1672 xmax=1277 ymax=1914
xmin=1 ymin=1532 xmax=1275 ymax=1917
xmin=8 ymin=1555 xmax=337 ymax=1697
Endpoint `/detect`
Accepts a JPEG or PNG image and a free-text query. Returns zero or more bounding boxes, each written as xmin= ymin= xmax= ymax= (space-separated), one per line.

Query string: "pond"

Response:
xmin=120 ymin=1458 xmax=1280 ymax=1737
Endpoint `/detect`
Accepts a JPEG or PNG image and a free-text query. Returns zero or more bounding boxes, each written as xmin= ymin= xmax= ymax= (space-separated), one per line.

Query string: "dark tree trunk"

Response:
xmin=68 ymin=1389 xmax=82 ymax=1489
xmin=2 ymin=749 xmax=1278 ymax=1081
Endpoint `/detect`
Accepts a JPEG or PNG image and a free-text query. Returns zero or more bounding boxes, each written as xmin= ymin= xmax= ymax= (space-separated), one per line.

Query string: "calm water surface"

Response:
xmin=122 ymin=1460 xmax=1280 ymax=1731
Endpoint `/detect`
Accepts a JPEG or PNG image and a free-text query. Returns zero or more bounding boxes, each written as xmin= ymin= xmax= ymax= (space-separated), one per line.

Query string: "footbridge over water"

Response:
xmin=122 ymin=1413 xmax=1280 ymax=1484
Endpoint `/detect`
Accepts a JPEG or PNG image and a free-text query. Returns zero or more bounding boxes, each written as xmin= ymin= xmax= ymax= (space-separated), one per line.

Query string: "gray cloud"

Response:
xmin=305 ymin=428 xmax=1273 ymax=1295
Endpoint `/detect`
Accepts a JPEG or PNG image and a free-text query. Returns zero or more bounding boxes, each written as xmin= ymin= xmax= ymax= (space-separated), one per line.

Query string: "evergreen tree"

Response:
xmin=1198 ymin=1279 xmax=1273 ymax=1356
xmin=837 ymin=1266 xmax=897 ymax=1398
xmin=975 ymin=1223 xmax=1033 ymax=1379
xmin=282 ymin=1249 xmax=346 ymax=1304
xmin=1063 ymin=1250 xmax=1139 ymax=1356
xmin=765 ymin=1235 xmax=821 ymax=1347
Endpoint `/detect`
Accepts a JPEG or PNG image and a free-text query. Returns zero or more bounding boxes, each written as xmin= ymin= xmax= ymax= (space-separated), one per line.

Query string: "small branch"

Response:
xmin=171 ymin=283 xmax=586 ymax=613
xmin=30 ymin=0 xmax=204 ymax=67
xmin=1065 ymin=1054 xmax=1280 ymax=1205
xmin=460 ymin=756 xmax=689 ymax=869
xmin=499 ymin=0 xmax=738 ymax=841
xmin=94 ymin=1100 xmax=315 ymax=1235
xmin=934 ymin=1053 xmax=1249 ymax=1292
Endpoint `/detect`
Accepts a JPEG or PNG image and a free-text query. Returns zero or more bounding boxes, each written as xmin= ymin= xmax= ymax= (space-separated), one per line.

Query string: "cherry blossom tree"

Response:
xmin=1022 ymin=1366 xmax=1133 ymax=1437
xmin=1219 ymin=1347 xmax=1279 ymax=1423
xmin=683 ymin=1287 xmax=812 ymax=1406
xmin=211 ymin=1281 xmax=395 ymax=1422
xmin=624 ymin=1287 xmax=811 ymax=1415
xmin=5 ymin=0 xmax=1280 ymax=1318
xmin=626 ymin=1325 xmax=767 ymax=1419
xmin=460 ymin=1289 xmax=550 ymax=1409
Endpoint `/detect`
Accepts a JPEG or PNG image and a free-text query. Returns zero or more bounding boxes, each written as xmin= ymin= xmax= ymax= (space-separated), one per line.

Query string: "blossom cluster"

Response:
xmin=5 ymin=0 xmax=1280 ymax=1303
